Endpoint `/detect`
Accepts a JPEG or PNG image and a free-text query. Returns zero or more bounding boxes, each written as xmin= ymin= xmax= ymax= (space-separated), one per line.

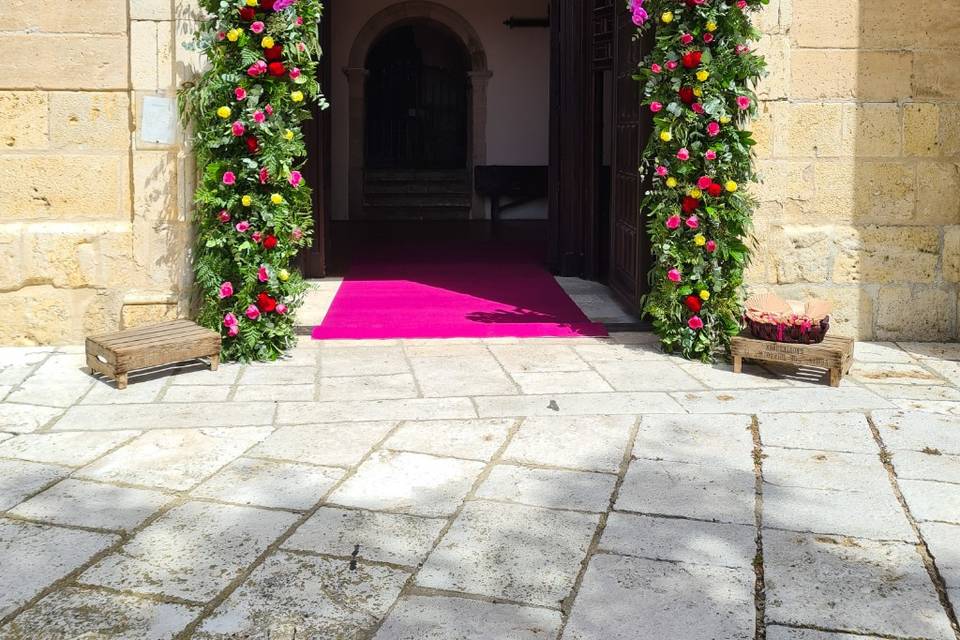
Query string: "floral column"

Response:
xmin=180 ymin=0 xmax=327 ymax=361
xmin=629 ymin=0 xmax=766 ymax=361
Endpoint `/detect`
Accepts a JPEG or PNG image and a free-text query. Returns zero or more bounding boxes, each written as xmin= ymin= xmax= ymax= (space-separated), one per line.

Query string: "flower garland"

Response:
xmin=629 ymin=0 xmax=766 ymax=361
xmin=180 ymin=0 xmax=327 ymax=361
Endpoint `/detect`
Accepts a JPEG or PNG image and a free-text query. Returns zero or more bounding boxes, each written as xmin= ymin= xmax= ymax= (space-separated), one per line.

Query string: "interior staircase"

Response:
xmin=362 ymin=169 xmax=472 ymax=220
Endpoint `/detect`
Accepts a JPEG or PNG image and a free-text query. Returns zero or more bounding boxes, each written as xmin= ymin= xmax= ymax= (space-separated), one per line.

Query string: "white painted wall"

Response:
xmin=328 ymin=0 xmax=551 ymax=220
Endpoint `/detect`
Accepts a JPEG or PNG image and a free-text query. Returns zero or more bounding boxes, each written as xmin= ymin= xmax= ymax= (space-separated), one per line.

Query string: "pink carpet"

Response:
xmin=312 ymin=244 xmax=608 ymax=340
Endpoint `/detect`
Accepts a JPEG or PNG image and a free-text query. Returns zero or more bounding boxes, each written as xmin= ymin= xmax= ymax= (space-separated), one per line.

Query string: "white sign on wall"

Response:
xmin=140 ymin=96 xmax=177 ymax=145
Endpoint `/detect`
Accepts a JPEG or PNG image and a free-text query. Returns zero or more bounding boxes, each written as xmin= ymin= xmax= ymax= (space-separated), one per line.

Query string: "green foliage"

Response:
xmin=631 ymin=0 xmax=766 ymax=362
xmin=179 ymin=0 xmax=327 ymax=362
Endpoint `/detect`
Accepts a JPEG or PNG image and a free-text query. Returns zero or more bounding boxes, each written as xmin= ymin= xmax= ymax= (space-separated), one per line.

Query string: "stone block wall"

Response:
xmin=0 ymin=0 xmax=957 ymax=344
xmin=748 ymin=0 xmax=960 ymax=340
xmin=0 ymin=0 xmax=201 ymax=344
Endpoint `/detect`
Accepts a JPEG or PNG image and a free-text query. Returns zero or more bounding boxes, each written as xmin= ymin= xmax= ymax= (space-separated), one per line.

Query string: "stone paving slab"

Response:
xmin=763 ymin=448 xmax=890 ymax=492
xmin=76 ymin=427 xmax=273 ymax=491
xmin=616 ymin=458 xmax=756 ymax=525
xmin=239 ymin=365 xmax=317 ymax=386
xmin=417 ymin=500 xmax=599 ymax=608
xmin=329 ymin=450 xmax=486 ymax=517
xmin=320 ymin=346 xmax=410 ymax=376
xmin=9 ymin=479 xmax=170 ymax=531
xmin=0 ymin=586 xmax=199 ymax=640
xmin=487 ymin=344 xmax=590 ymax=373
xmin=765 ymin=627 xmax=887 ymax=640
xmin=0 ymin=430 xmax=139 ymax=467
xmin=757 ymin=413 xmax=878 ymax=453
xmin=0 ymin=403 xmax=63 ymax=433
xmin=633 ymin=414 xmax=754 ymax=471
xmin=318 ymin=374 xmax=419 ymax=401
xmin=382 ymin=418 xmax=513 ymax=461
xmin=374 ymin=595 xmax=562 ymax=640
xmin=161 ymin=385 xmax=232 ymax=403
xmin=190 ymin=457 xmax=344 ymax=511
xmin=6 ymin=380 xmax=93 ymax=409
xmin=898 ymin=479 xmax=960 ymax=524
xmin=891 ymin=449 xmax=960 ymax=484
xmin=600 ymin=512 xmax=756 ymax=569
xmin=284 ymin=507 xmax=446 ymax=567
xmin=194 ymin=552 xmax=409 ymax=639
xmin=474 ymin=392 xmax=685 ymax=418
xmin=80 ymin=501 xmax=299 ymax=603
xmin=562 ymin=554 xmax=755 ymax=640
xmin=52 ymin=403 xmax=270 ymax=432
xmin=232 ymin=384 xmax=315 ymax=402
xmin=276 ymin=398 xmax=478 ymax=424
xmin=81 ymin=376 xmax=168 ymax=404
xmin=0 ymin=458 xmax=69 ymax=511
xmin=874 ymin=410 xmax=960 ymax=455
xmin=676 ymin=387 xmax=893 ymax=414
xmin=248 ymin=421 xmax=395 ymax=467
xmin=921 ymin=522 xmax=960 ymax=592
xmin=502 ymin=415 xmax=635 ymax=473
xmin=679 ymin=361 xmax=789 ymax=389
xmin=475 ymin=464 xmax=617 ymax=512
xmin=510 ymin=370 xmax=613 ymax=394
xmin=410 ymin=354 xmax=518 ymax=397
xmin=591 ymin=359 xmax=705 ymax=392
xmin=0 ymin=518 xmax=118 ymax=620
xmin=850 ymin=362 xmax=947 ymax=386
xmin=763 ymin=530 xmax=955 ymax=639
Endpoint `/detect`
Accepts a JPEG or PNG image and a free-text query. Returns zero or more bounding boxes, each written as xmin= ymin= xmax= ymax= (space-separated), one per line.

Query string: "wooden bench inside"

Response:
xmin=86 ymin=320 xmax=222 ymax=390
xmin=731 ymin=334 xmax=854 ymax=387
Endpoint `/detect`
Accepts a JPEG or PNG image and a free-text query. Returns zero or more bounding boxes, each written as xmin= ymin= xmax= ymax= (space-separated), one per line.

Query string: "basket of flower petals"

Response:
xmin=744 ymin=293 xmax=833 ymax=344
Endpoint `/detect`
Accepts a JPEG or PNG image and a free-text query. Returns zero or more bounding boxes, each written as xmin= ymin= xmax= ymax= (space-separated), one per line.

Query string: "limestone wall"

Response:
xmin=0 ymin=0 xmax=957 ymax=344
xmin=748 ymin=0 xmax=960 ymax=340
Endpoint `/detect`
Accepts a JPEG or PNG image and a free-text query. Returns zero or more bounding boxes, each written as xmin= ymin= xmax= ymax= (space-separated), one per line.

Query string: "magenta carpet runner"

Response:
xmin=312 ymin=244 xmax=608 ymax=340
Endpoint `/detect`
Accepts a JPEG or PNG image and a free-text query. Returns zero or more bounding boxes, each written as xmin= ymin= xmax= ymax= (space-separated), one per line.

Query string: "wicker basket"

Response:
xmin=744 ymin=315 xmax=830 ymax=344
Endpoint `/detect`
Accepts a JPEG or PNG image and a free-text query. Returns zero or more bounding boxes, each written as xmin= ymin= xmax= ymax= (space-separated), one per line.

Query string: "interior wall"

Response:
xmin=330 ymin=0 xmax=551 ymax=221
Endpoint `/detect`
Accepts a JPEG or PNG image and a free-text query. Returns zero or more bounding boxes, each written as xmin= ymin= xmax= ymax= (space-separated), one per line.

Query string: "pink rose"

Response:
xmin=697 ymin=176 xmax=713 ymax=190
xmin=650 ymin=101 xmax=663 ymax=113
xmin=250 ymin=21 xmax=265 ymax=34
xmin=228 ymin=325 xmax=240 ymax=337
xmin=688 ymin=316 xmax=704 ymax=330
xmin=676 ymin=148 xmax=690 ymax=161
xmin=259 ymin=167 xmax=269 ymax=184
xmin=703 ymin=33 xmax=714 ymax=43
xmin=218 ymin=210 xmax=231 ymax=223
xmin=707 ymin=121 xmax=721 ymax=137
xmin=297 ymin=42 xmax=306 ymax=52
xmin=692 ymin=102 xmax=705 ymax=115
xmin=252 ymin=231 xmax=262 ymax=244
xmin=291 ymin=228 xmax=303 ymax=240
xmin=247 ymin=61 xmax=267 ymax=77
xmin=666 ymin=215 xmax=682 ymax=230
xmin=737 ymin=96 xmax=752 ymax=110
xmin=219 ymin=282 xmax=234 ymax=299
xmin=686 ymin=215 xmax=700 ymax=229
xmin=216 ymin=31 xmax=226 ymax=41
xmin=245 ymin=304 xmax=261 ymax=320
xmin=296 ymin=16 xmax=304 ymax=25
xmin=667 ymin=269 xmax=682 ymax=283
xmin=656 ymin=165 xmax=669 ymax=177
xmin=253 ymin=110 xmax=266 ymax=124
xmin=289 ymin=170 xmax=303 ymax=187
xmin=666 ymin=60 xmax=678 ymax=71
xmin=706 ymin=240 xmax=717 ymax=253
xmin=222 ymin=171 xmax=236 ymax=185
xmin=276 ymin=304 xmax=288 ymax=315
xmin=236 ymin=221 xmax=250 ymax=233
xmin=258 ymin=266 xmax=269 ymax=282
xmin=265 ymin=104 xmax=274 ymax=116
xmin=234 ymin=87 xmax=247 ymax=101
xmin=651 ymin=63 xmax=662 ymax=74
xmin=223 ymin=312 xmax=238 ymax=327
xmin=231 ymin=121 xmax=245 ymax=137
xmin=289 ymin=67 xmax=301 ymax=79
xmin=705 ymin=150 xmax=718 ymax=160
xmin=735 ymin=44 xmax=750 ymax=55
xmin=737 ymin=0 xmax=747 ymax=8
xmin=680 ymin=33 xmax=694 ymax=45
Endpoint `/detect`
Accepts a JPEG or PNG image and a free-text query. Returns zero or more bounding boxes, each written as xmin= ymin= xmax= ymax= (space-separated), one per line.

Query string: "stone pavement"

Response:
xmin=0 ymin=335 xmax=959 ymax=639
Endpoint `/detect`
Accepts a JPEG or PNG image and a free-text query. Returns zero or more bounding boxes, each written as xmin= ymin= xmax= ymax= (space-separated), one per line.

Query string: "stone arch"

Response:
xmin=344 ymin=1 xmax=491 ymax=219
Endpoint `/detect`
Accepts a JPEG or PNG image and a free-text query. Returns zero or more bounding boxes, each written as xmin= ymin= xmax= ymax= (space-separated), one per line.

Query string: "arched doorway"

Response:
xmin=346 ymin=1 xmax=490 ymax=221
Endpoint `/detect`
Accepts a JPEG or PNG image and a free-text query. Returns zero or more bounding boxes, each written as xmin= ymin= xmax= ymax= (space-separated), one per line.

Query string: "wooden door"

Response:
xmin=299 ymin=1 xmax=332 ymax=278
xmin=608 ymin=6 xmax=650 ymax=310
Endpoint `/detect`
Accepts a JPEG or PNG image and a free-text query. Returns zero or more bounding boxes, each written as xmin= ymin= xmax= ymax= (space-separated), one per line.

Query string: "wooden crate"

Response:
xmin=86 ymin=320 xmax=222 ymax=390
xmin=731 ymin=334 xmax=854 ymax=387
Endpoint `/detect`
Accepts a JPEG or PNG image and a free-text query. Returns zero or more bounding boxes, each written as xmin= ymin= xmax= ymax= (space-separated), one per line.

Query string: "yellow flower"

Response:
xmin=270 ymin=193 xmax=284 ymax=205
xmin=725 ymin=180 xmax=739 ymax=193
xmin=245 ymin=0 xmax=258 ymax=6
xmin=689 ymin=188 xmax=702 ymax=199
xmin=226 ymin=29 xmax=240 ymax=42
xmin=666 ymin=177 xmax=678 ymax=189
xmin=700 ymin=290 xmax=711 ymax=301
xmin=241 ymin=195 xmax=253 ymax=207
xmin=693 ymin=87 xmax=703 ymax=97
xmin=719 ymin=115 xmax=732 ymax=124
xmin=706 ymin=21 xmax=718 ymax=32
xmin=661 ymin=11 xmax=674 ymax=23
xmin=659 ymin=130 xmax=672 ymax=142
xmin=216 ymin=106 xmax=231 ymax=119
xmin=694 ymin=234 xmax=707 ymax=247
xmin=283 ymin=129 xmax=295 ymax=140
xmin=262 ymin=36 xmax=275 ymax=49
xmin=696 ymin=70 xmax=710 ymax=82
xmin=291 ymin=90 xmax=304 ymax=103
xmin=278 ymin=269 xmax=290 ymax=282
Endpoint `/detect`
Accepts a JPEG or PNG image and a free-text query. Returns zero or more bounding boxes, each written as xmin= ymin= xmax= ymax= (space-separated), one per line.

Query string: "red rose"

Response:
xmin=260 ymin=0 xmax=276 ymax=8
xmin=682 ymin=50 xmax=702 ymax=69
xmin=257 ymin=292 xmax=278 ymax=313
xmin=265 ymin=45 xmax=284 ymax=61
xmin=707 ymin=183 xmax=723 ymax=197
xmin=681 ymin=196 xmax=700 ymax=214
xmin=263 ymin=235 xmax=278 ymax=249
xmin=684 ymin=295 xmax=702 ymax=313
xmin=678 ymin=86 xmax=695 ymax=105
xmin=267 ymin=62 xmax=287 ymax=77
xmin=239 ymin=7 xmax=256 ymax=20
xmin=245 ymin=136 xmax=260 ymax=154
